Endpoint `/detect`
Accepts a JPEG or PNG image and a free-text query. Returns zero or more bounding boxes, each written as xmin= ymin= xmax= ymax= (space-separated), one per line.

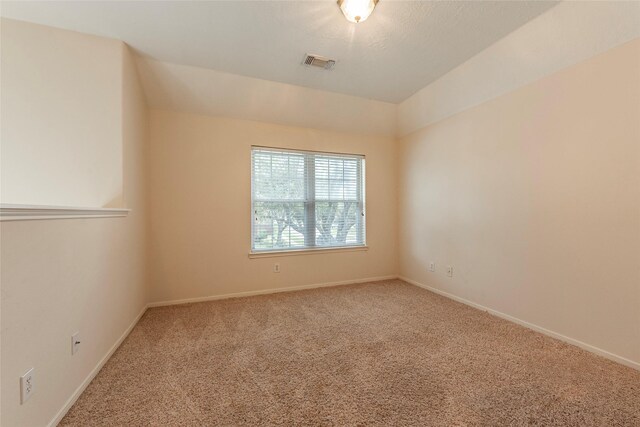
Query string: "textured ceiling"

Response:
xmin=1 ymin=1 xmax=558 ymax=103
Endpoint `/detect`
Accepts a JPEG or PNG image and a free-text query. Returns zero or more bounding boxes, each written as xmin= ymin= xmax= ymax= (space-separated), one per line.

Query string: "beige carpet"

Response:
xmin=61 ymin=280 xmax=640 ymax=426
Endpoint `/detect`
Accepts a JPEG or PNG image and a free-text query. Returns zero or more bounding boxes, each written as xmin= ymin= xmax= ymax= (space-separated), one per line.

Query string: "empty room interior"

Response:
xmin=1 ymin=0 xmax=640 ymax=425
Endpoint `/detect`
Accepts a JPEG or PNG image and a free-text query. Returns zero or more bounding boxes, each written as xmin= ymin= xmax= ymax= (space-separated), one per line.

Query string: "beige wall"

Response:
xmin=0 ymin=26 xmax=149 ymax=427
xmin=399 ymin=39 xmax=640 ymax=366
xmin=148 ymin=110 xmax=397 ymax=303
xmin=1 ymin=18 xmax=124 ymax=208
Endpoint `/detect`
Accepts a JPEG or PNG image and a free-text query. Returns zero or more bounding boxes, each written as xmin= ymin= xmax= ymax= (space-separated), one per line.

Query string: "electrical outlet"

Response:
xmin=273 ymin=263 xmax=280 ymax=273
xmin=71 ymin=332 xmax=81 ymax=355
xmin=429 ymin=262 xmax=435 ymax=272
xmin=446 ymin=266 xmax=453 ymax=277
xmin=20 ymin=368 xmax=34 ymax=404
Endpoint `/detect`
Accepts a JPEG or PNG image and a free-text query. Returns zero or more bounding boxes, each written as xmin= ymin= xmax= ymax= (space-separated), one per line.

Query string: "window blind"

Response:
xmin=251 ymin=147 xmax=365 ymax=252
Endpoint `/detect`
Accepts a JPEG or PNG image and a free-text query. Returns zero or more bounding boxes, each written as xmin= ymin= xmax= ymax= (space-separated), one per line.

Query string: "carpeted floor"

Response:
xmin=60 ymin=280 xmax=640 ymax=426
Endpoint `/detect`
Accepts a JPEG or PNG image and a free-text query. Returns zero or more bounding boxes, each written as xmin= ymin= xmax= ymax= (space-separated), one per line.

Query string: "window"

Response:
xmin=251 ymin=147 xmax=365 ymax=253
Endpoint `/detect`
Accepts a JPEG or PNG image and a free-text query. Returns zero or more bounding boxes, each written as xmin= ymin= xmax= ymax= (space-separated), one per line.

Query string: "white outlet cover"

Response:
xmin=429 ymin=262 xmax=435 ymax=272
xmin=72 ymin=332 xmax=81 ymax=355
xmin=447 ymin=266 xmax=453 ymax=277
xmin=20 ymin=368 xmax=34 ymax=404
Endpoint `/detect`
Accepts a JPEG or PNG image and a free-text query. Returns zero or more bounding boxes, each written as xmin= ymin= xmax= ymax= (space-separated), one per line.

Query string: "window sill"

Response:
xmin=248 ymin=245 xmax=368 ymax=259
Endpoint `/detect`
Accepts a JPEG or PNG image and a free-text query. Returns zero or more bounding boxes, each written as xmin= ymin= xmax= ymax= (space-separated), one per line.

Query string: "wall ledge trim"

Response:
xmin=0 ymin=204 xmax=130 ymax=221
xmin=399 ymin=275 xmax=640 ymax=371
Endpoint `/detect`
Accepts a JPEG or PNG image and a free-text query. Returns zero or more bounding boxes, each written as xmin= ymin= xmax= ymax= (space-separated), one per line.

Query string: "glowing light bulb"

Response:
xmin=337 ymin=0 xmax=379 ymax=24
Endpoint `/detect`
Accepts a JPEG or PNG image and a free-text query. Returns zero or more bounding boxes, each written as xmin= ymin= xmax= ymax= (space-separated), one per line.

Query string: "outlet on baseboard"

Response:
xmin=20 ymin=368 xmax=34 ymax=404
xmin=446 ymin=266 xmax=453 ymax=277
xmin=429 ymin=262 xmax=435 ymax=272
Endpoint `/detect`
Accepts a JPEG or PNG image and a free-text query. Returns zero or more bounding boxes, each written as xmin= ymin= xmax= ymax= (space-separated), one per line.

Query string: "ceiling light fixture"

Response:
xmin=337 ymin=0 xmax=379 ymax=24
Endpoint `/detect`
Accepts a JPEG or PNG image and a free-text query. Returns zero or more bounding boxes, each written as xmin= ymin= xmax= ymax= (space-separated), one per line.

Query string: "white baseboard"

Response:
xmin=399 ymin=275 xmax=640 ymax=371
xmin=47 ymin=304 xmax=149 ymax=427
xmin=148 ymin=275 xmax=398 ymax=308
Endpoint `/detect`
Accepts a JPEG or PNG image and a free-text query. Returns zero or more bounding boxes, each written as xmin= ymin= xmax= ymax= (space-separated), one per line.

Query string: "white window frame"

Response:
xmin=250 ymin=146 xmax=367 ymax=256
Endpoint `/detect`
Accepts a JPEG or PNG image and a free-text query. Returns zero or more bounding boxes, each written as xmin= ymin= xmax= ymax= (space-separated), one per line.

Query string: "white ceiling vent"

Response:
xmin=303 ymin=54 xmax=336 ymax=70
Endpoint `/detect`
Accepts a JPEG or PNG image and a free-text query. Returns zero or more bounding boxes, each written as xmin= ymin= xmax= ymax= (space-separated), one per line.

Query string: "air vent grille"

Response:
xmin=303 ymin=54 xmax=336 ymax=70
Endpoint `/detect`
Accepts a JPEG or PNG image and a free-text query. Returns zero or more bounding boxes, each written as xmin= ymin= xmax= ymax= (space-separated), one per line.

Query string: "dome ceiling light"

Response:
xmin=337 ymin=0 xmax=379 ymax=24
